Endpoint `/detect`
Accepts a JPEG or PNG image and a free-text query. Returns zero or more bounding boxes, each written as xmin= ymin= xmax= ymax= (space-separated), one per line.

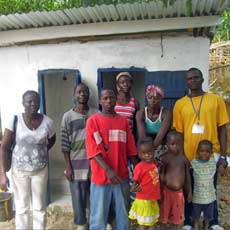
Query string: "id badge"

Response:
xmin=192 ymin=124 xmax=205 ymax=134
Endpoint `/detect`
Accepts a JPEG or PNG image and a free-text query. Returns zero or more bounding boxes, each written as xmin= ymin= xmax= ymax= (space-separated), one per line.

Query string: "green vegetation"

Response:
xmin=213 ymin=9 xmax=230 ymax=43
xmin=0 ymin=0 xmax=153 ymax=15
xmin=0 ymin=0 xmax=63 ymax=14
xmin=0 ymin=0 xmax=191 ymax=15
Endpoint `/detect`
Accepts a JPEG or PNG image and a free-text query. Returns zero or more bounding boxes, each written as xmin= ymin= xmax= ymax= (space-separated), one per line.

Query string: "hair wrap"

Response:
xmin=146 ymin=84 xmax=164 ymax=97
xmin=116 ymin=72 xmax=133 ymax=92
xmin=116 ymin=72 xmax=133 ymax=82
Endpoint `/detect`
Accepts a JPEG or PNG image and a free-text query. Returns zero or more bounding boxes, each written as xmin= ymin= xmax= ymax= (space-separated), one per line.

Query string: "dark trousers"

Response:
xmin=184 ymin=171 xmax=218 ymax=227
xmin=69 ymin=180 xmax=90 ymax=225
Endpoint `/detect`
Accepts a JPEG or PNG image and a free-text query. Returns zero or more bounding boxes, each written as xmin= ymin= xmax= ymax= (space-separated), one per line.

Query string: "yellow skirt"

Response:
xmin=128 ymin=199 xmax=159 ymax=226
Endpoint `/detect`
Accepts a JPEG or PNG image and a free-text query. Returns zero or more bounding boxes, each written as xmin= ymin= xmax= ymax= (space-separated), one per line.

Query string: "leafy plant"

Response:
xmin=0 ymin=0 xmax=189 ymax=15
xmin=213 ymin=9 xmax=230 ymax=43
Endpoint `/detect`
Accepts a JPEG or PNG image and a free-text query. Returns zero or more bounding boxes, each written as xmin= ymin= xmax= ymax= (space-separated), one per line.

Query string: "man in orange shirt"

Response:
xmin=173 ymin=67 xmax=229 ymax=230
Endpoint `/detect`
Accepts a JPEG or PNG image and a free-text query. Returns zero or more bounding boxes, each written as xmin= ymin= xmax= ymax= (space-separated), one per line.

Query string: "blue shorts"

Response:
xmin=192 ymin=201 xmax=215 ymax=221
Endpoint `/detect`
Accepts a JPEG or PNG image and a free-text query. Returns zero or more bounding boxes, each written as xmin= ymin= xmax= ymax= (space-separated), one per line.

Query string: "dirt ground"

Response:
xmin=0 ymin=170 xmax=230 ymax=230
xmin=217 ymin=168 xmax=230 ymax=229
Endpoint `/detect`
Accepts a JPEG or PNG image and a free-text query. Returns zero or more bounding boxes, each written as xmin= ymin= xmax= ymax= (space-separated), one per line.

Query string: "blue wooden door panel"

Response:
xmin=146 ymin=71 xmax=187 ymax=110
xmin=97 ymin=67 xmax=147 ymax=91
xmin=97 ymin=67 xmax=147 ymax=109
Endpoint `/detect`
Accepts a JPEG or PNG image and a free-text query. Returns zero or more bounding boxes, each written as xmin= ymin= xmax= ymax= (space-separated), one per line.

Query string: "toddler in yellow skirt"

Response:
xmin=129 ymin=136 xmax=160 ymax=230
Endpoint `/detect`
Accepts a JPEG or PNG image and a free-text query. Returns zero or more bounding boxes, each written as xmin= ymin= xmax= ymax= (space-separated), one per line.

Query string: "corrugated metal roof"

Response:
xmin=0 ymin=0 xmax=229 ymax=31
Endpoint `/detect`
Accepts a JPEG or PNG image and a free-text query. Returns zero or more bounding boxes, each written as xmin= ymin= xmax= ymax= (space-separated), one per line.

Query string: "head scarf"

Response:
xmin=116 ymin=72 xmax=133 ymax=92
xmin=116 ymin=72 xmax=133 ymax=82
xmin=146 ymin=84 xmax=164 ymax=97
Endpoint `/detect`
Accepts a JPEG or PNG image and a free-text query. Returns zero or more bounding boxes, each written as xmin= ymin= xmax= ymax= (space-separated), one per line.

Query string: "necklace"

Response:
xmin=27 ymin=120 xmax=37 ymax=130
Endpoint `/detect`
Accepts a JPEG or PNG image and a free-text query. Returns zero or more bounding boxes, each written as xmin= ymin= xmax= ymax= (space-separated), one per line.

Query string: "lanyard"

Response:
xmin=189 ymin=94 xmax=204 ymax=125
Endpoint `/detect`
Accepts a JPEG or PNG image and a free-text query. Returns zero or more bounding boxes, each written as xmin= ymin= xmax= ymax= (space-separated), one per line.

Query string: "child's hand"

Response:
xmin=130 ymin=181 xmax=142 ymax=192
xmin=187 ymin=192 xmax=192 ymax=203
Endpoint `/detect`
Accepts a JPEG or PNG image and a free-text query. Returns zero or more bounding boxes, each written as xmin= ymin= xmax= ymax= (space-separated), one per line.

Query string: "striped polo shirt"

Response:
xmin=61 ymin=108 xmax=97 ymax=180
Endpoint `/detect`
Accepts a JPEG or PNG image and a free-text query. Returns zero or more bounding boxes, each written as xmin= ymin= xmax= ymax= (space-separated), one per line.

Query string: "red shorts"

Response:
xmin=160 ymin=186 xmax=184 ymax=225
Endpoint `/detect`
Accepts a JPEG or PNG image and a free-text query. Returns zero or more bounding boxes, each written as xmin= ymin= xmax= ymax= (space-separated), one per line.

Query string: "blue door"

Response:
xmin=97 ymin=67 xmax=147 ymax=107
xmin=146 ymin=71 xmax=187 ymax=110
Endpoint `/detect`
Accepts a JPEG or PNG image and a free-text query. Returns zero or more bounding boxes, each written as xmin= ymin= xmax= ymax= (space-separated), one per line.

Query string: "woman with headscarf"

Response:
xmin=114 ymin=72 xmax=139 ymax=133
xmin=0 ymin=90 xmax=56 ymax=230
xmin=136 ymin=85 xmax=172 ymax=152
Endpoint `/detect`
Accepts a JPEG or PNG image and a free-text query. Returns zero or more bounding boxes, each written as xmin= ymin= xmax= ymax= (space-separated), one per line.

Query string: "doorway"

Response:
xmin=38 ymin=69 xmax=81 ymax=204
xmin=97 ymin=67 xmax=146 ymax=107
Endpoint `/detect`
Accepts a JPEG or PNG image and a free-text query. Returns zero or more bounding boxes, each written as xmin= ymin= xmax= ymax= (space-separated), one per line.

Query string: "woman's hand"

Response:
xmin=0 ymin=173 xmax=8 ymax=191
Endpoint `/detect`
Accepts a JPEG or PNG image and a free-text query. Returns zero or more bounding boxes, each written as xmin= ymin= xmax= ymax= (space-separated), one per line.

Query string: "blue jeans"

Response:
xmin=90 ymin=181 xmax=129 ymax=230
xmin=69 ymin=180 xmax=90 ymax=225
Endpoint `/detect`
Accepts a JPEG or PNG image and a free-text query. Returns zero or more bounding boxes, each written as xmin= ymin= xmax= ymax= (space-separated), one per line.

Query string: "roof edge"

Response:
xmin=0 ymin=16 xmax=220 ymax=47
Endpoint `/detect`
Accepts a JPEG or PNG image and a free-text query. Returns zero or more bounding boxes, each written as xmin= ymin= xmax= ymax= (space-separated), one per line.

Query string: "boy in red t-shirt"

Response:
xmin=86 ymin=89 xmax=138 ymax=230
xmin=129 ymin=136 xmax=160 ymax=230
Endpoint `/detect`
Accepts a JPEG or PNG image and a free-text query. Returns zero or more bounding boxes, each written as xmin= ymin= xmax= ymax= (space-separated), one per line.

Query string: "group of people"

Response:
xmin=0 ymin=67 xmax=229 ymax=230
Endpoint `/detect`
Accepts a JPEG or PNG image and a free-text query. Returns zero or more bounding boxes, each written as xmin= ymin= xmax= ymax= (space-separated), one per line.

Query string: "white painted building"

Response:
xmin=0 ymin=0 xmax=228 ymax=204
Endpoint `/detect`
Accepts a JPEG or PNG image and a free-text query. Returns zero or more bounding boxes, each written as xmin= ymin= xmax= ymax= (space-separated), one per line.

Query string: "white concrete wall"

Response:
xmin=0 ymin=35 xmax=210 ymax=129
